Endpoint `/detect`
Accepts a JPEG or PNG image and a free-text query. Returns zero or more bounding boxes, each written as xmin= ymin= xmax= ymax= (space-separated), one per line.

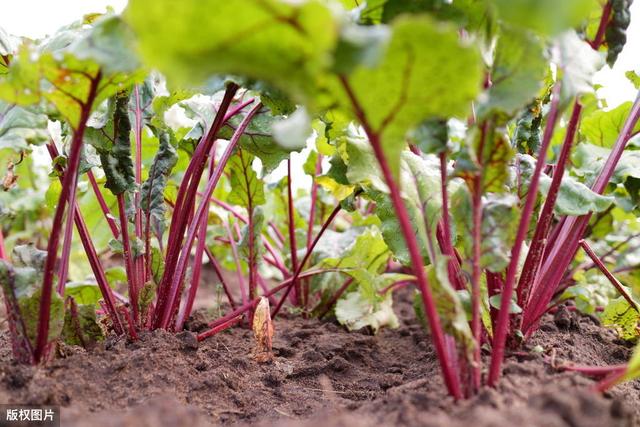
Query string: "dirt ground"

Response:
xmin=0 ymin=286 xmax=638 ymax=427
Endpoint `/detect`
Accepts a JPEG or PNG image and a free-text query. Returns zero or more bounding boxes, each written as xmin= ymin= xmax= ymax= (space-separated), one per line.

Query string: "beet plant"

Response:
xmin=0 ymin=0 xmax=639 ymax=402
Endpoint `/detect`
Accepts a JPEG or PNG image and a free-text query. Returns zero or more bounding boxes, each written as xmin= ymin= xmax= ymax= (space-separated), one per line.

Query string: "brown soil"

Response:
xmin=0 ymin=290 xmax=638 ymax=427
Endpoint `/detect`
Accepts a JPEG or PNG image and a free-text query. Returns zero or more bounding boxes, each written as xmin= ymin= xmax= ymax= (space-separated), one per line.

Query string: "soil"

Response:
xmin=0 ymin=287 xmax=639 ymax=427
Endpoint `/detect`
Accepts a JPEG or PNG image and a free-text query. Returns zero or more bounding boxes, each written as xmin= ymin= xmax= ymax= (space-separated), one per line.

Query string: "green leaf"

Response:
xmin=407 ymin=118 xmax=448 ymax=155
xmin=625 ymin=71 xmax=640 ymax=90
xmin=455 ymin=125 xmax=514 ymax=194
xmin=556 ymin=30 xmax=605 ymax=102
xmin=519 ymin=154 xmax=615 ymax=216
xmin=513 ymin=99 xmax=543 ymax=155
xmin=481 ymin=27 xmax=547 ymax=118
xmin=539 ymin=173 xmax=614 ymax=216
xmin=573 ymin=143 xmax=640 ymax=187
xmin=0 ymin=102 xmax=49 ymax=153
xmin=99 ymin=90 xmax=135 ymax=195
xmin=319 ymin=227 xmax=390 ymax=280
xmin=335 ymin=15 xmax=482 ymax=177
xmin=332 ymin=24 xmax=390 ymax=75
xmin=238 ymin=207 xmax=265 ymax=264
xmin=335 ymin=289 xmax=398 ymax=332
xmin=140 ymin=130 xmax=178 ymax=236
xmin=0 ymin=245 xmax=64 ymax=357
xmin=365 ymin=154 xmax=441 ymax=266
xmin=0 ymin=26 xmax=16 ymax=75
xmin=605 ymin=0 xmax=633 ymax=67
xmin=219 ymin=107 xmax=302 ymax=173
xmin=580 ymin=101 xmax=640 ymax=148
xmin=126 ymin=0 xmax=337 ymax=104
xmin=61 ymin=301 xmax=104 ymax=347
xmin=489 ymin=294 xmax=522 ymax=314
xmin=227 ymin=150 xmax=266 ymax=208
xmin=272 ymin=106 xmax=312 ymax=150
xmin=601 ymin=296 xmax=640 ymax=341
xmin=150 ymin=246 xmax=165 ymax=286
xmin=451 ymin=188 xmax=520 ymax=272
xmin=64 ymin=282 xmax=102 ymax=306
xmin=414 ymin=257 xmax=474 ymax=356
xmin=138 ymin=281 xmax=156 ymax=314
xmin=0 ymin=15 xmax=142 ymax=129
xmin=489 ymin=0 xmax=593 ymax=37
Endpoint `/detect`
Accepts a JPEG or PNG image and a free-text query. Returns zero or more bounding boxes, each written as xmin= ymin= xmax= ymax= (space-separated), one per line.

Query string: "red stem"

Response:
xmin=202 ymin=268 xmax=338 ymax=335
xmin=56 ymin=199 xmax=74 ymax=294
xmin=316 ymin=277 xmax=354 ymax=319
xmin=117 ymin=193 xmax=139 ymax=325
xmin=286 ymin=159 xmax=300 ymax=305
xmin=46 ymin=143 xmax=124 ymax=334
xmin=197 ymin=316 xmax=242 ymax=341
xmin=579 ymin=240 xmax=640 ymax=312
xmin=156 ymin=85 xmax=239 ymax=321
xmin=523 ymin=91 xmax=640 ymax=336
xmin=34 ymin=72 xmax=101 ymax=363
xmin=559 ymin=363 xmax=627 ymax=377
xmin=208 ymin=195 xmax=288 ymax=274
xmin=133 ymin=85 xmax=145 ymax=302
xmin=87 ymin=170 xmax=120 ymax=238
xmin=594 ymin=369 xmax=630 ymax=392
xmin=203 ymin=246 xmax=236 ymax=308
xmin=156 ymin=102 xmax=262 ymax=329
xmin=517 ymin=102 xmax=583 ymax=310
xmin=338 ymin=75 xmax=462 ymax=399
xmin=304 ymin=152 xmax=323 ymax=308
xmin=590 ymin=1 xmax=613 ymax=50
xmin=0 ymin=228 xmax=6 ymax=260
xmin=488 ymin=81 xmax=563 ymax=386
xmin=469 ymin=122 xmax=488 ymax=391
xmin=175 ymin=143 xmax=218 ymax=331
xmin=227 ymin=221 xmax=248 ymax=305
xmin=271 ymin=204 xmax=342 ymax=318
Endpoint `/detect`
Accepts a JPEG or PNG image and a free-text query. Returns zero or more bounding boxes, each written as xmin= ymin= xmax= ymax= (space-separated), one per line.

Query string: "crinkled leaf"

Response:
xmin=513 ymin=99 xmax=543 ymax=155
xmin=605 ymin=0 xmax=633 ymax=67
xmin=140 ymin=130 xmax=178 ymax=236
xmin=99 ymin=90 xmax=135 ymax=195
